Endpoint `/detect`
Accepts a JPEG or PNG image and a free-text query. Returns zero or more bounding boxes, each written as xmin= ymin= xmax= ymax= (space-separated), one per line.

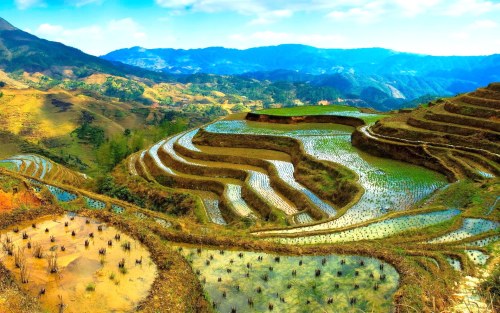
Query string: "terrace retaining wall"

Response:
xmin=351 ymin=128 xmax=458 ymax=182
xmin=245 ymin=112 xmax=365 ymax=127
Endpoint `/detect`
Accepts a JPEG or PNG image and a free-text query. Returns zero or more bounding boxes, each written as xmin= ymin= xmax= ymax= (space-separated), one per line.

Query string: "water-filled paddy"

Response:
xmin=179 ymin=247 xmax=399 ymax=313
xmin=0 ymin=215 xmax=157 ymax=313
xmin=268 ymin=160 xmax=336 ymax=217
xmin=465 ymin=250 xmax=489 ymax=265
xmin=428 ymin=218 xmax=499 ymax=244
xmin=206 ymin=120 xmax=447 ymax=234
xmin=269 ymin=209 xmax=461 ymax=245
xmin=46 ymin=185 xmax=78 ymax=202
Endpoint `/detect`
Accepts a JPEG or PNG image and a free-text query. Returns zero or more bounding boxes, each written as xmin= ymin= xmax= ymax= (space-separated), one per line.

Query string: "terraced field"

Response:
xmin=178 ymin=247 xmax=399 ymax=312
xmin=356 ymin=83 xmax=500 ymax=181
xmin=1 ymin=90 xmax=498 ymax=312
xmin=204 ymin=120 xmax=447 ymax=234
xmin=0 ymin=154 xmax=86 ymax=185
xmin=116 ymin=96 xmax=498 ymax=311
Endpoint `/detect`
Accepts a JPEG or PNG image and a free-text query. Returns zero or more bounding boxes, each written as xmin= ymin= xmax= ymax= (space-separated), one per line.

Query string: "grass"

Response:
xmin=256 ymin=104 xmax=388 ymax=123
xmin=257 ymin=104 xmax=359 ymax=115
xmin=0 ymin=162 xmax=16 ymax=171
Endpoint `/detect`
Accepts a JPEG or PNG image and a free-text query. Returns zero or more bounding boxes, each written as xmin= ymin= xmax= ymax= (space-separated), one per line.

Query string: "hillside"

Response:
xmin=352 ymin=82 xmax=500 ymax=181
xmin=103 ymin=45 xmax=500 ymax=109
xmin=0 ymin=17 xmax=166 ymax=81
xmin=107 ymin=83 xmax=498 ymax=312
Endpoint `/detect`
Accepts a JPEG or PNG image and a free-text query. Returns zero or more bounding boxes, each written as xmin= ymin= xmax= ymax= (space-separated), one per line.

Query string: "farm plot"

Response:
xmin=46 ymin=184 xmax=78 ymax=202
xmin=111 ymin=204 xmax=125 ymax=214
xmin=465 ymin=250 xmax=489 ymax=265
xmin=205 ymin=120 xmax=353 ymax=137
xmin=269 ymin=209 xmax=461 ymax=245
xmin=21 ymin=159 xmax=33 ymax=175
xmin=269 ymin=160 xmax=336 ymax=217
xmin=2 ymin=155 xmax=42 ymax=177
xmin=203 ymin=198 xmax=226 ymax=225
xmin=248 ymin=170 xmax=298 ymax=215
xmin=427 ymin=218 xmax=499 ymax=244
xmin=162 ymin=133 xmax=204 ymax=166
xmin=0 ymin=215 xmax=157 ymax=313
xmin=0 ymin=154 xmax=85 ymax=184
xmin=147 ymin=140 xmax=175 ymax=175
xmin=446 ymin=257 xmax=462 ymax=271
xmin=173 ymin=130 xmax=300 ymax=217
xmin=177 ymin=129 xmax=201 ymax=152
xmin=467 ymin=235 xmax=500 ymax=247
xmin=178 ymin=247 xmax=399 ymax=313
xmin=84 ymin=196 xmax=107 ymax=210
xmin=145 ymin=135 xmax=249 ymax=223
xmin=225 ymin=184 xmax=255 ymax=218
xmin=256 ymin=105 xmax=387 ymax=124
xmin=0 ymin=159 xmax=23 ymax=171
xmin=294 ymin=212 xmax=314 ymax=224
xmin=205 ymin=120 xmax=447 ymax=234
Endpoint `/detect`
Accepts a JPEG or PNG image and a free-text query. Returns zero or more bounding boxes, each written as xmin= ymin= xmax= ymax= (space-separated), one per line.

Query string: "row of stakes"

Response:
xmin=178 ymin=248 xmax=388 ymax=311
xmin=2 ymin=218 xmax=144 ymax=296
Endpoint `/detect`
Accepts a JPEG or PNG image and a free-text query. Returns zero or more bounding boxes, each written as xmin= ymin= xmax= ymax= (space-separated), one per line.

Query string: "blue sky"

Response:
xmin=1 ymin=0 xmax=499 ymax=56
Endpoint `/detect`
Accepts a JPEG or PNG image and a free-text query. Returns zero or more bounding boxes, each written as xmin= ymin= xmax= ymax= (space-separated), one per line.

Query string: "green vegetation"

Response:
xmin=257 ymin=104 xmax=388 ymax=123
xmin=74 ymin=111 xmax=106 ymax=147
xmin=85 ymin=283 xmax=96 ymax=292
xmin=0 ymin=19 xmax=498 ymax=312
xmin=102 ymin=77 xmax=145 ymax=102
xmin=258 ymin=104 xmax=359 ymax=115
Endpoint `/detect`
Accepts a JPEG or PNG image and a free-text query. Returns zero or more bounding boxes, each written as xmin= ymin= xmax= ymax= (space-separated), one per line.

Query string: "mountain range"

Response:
xmin=103 ymin=45 xmax=500 ymax=107
xmin=1 ymin=15 xmax=500 ymax=110
xmin=0 ymin=18 xmax=166 ymax=81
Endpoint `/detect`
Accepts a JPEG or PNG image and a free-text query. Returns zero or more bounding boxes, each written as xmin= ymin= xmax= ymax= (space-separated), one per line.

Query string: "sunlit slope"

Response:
xmin=355 ymin=83 xmax=499 ymax=181
xmin=0 ymin=154 xmax=87 ymax=185
xmin=0 ymin=87 xmax=148 ymax=168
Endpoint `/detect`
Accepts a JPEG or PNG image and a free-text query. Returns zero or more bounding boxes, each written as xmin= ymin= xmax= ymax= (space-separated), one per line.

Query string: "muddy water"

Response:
xmin=0 ymin=215 xmax=157 ymax=313
xmin=179 ymin=247 xmax=399 ymax=313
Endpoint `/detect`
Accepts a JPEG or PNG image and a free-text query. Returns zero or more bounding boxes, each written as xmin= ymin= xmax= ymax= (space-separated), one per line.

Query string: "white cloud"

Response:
xmin=392 ymin=0 xmax=442 ymax=16
xmin=444 ymin=0 xmax=500 ymax=16
xmin=328 ymin=1 xmax=385 ymax=23
xmin=470 ymin=19 xmax=497 ymax=29
xmin=15 ymin=0 xmax=44 ymax=9
xmin=229 ymin=31 xmax=345 ymax=48
xmin=155 ymin=0 xmax=264 ymax=14
xmin=71 ymin=0 xmax=103 ymax=7
xmin=154 ymin=0 xmax=500 ymax=21
xmin=249 ymin=10 xmax=293 ymax=25
xmin=34 ymin=18 xmax=156 ymax=55
xmin=16 ymin=0 xmax=103 ymax=9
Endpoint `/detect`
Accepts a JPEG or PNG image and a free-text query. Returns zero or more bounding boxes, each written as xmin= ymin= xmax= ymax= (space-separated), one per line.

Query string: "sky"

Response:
xmin=1 ymin=0 xmax=499 ymax=56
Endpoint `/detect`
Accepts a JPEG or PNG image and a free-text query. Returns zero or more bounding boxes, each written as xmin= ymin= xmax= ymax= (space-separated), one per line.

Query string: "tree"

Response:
xmin=79 ymin=111 xmax=96 ymax=124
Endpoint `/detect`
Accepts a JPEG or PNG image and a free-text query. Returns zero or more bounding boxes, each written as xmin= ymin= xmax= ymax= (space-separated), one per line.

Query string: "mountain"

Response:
xmin=102 ymin=44 xmax=500 ymax=79
xmin=103 ymin=45 xmax=500 ymax=108
xmin=0 ymin=17 xmax=166 ymax=80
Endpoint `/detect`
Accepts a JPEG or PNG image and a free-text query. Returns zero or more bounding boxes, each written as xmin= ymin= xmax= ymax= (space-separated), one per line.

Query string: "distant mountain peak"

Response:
xmin=0 ymin=17 xmax=18 ymax=31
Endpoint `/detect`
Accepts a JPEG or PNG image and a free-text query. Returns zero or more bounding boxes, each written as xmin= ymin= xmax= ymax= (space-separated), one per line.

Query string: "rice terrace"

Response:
xmin=0 ymin=2 xmax=499 ymax=313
